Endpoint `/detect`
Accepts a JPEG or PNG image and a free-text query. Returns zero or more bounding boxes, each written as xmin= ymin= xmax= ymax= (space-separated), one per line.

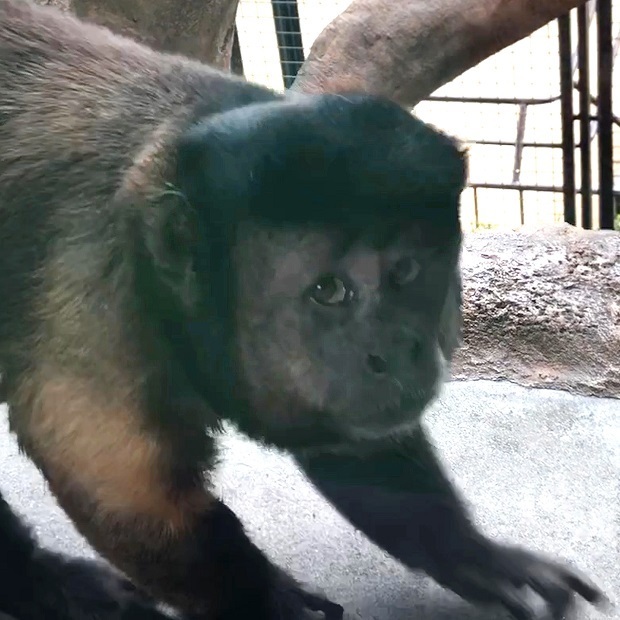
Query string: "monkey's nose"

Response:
xmin=366 ymin=354 xmax=388 ymax=375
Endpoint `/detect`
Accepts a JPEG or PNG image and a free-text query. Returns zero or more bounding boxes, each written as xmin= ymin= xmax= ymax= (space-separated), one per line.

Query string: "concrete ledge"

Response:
xmin=453 ymin=224 xmax=620 ymax=399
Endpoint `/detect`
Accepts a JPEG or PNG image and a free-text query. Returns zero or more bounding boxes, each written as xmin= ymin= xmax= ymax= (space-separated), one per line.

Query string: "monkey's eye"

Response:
xmin=389 ymin=257 xmax=420 ymax=289
xmin=309 ymin=275 xmax=353 ymax=306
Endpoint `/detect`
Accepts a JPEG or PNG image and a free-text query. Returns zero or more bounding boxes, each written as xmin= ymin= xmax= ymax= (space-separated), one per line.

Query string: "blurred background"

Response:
xmin=234 ymin=0 xmax=620 ymax=232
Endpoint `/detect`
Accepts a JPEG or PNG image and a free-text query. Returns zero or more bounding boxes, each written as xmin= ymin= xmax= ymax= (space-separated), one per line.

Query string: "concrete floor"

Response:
xmin=0 ymin=379 xmax=618 ymax=619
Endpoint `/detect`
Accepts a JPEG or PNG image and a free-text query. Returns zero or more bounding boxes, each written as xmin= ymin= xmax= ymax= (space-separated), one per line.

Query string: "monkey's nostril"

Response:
xmin=367 ymin=354 xmax=388 ymax=375
xmin=410 ymin=340 xmax=422 ymax=363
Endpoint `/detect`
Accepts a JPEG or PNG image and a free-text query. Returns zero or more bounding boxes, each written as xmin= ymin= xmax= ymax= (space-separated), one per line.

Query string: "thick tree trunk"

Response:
xmin=37 ymin=0 xmax=240 ymax=68
xmin=292 ymin=0 xmax=588 ymax=106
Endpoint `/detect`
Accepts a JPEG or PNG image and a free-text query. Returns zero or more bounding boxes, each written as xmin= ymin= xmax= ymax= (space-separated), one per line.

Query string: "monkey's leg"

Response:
xmin=295 ymin=429 xmax=605 ymax=620
xmin=13 ymin=377 xmax=342 ymax=620
xmin=0 ymin=489 xmax=170 ymax=620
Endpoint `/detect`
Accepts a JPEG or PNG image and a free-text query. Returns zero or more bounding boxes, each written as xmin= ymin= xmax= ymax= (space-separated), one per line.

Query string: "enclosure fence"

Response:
xmin=233 ymin=0 xmax=619 ymax=232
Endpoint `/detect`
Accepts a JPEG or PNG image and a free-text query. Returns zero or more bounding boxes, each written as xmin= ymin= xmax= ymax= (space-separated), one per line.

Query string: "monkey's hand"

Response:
xmin=230 ymin=569 xmax=344 ymax=620
xmin=185 ymin=568 xmax=342 ymax=620
xmin=428 ymin=536 xmax=606 ymax=620
xmin=0 ymin=488 xmax=172 ymax=620
xmin=295 ymin=430 xmax=607 ymax=620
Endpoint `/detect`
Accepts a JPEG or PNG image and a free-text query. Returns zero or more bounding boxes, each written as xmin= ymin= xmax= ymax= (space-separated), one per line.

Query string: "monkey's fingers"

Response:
xmin=296 ymin=591 xmax=344 ymax=620
xmin=440 ymin=542 xmax=610 ymax=620
xmin=493 ymin=549 xmax=608 ymax=620
xmin=490 ymin=546 xmax=606 ymax=609
xmin=272 ymin=570 xmax=344 ymax=620
xmin=558 ymin=565 xmax=608 ymax=605
xmin=522 ymin=560 xmax=610 ymax=620
xmin=52 ymin=556 xmax=174 ymax=620
xmin=447 ymin=569 xmax=543 ymax=620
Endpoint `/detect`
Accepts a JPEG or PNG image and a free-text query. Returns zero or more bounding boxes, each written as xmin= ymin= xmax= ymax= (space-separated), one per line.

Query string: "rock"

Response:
xmin=453 ymin=224 xmax=620 ymax=398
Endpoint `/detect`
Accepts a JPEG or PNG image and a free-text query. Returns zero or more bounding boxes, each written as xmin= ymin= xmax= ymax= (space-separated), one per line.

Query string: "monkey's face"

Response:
xmin=177 ymin=92 xmax=466 ymax=448
xmin=231 ymin=221 xmax=461 ymax=446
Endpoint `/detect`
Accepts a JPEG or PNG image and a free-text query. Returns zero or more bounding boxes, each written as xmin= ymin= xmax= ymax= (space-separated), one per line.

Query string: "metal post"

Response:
xmin=596 ymin=0 xmax=614 ymax=229
xmin=577 ymin=4 xmax=592 ymax=228
xmin=558 ymin=14 xmax=577 ymax=225
xmin=512 ymin=104 xmax=528 ymax=225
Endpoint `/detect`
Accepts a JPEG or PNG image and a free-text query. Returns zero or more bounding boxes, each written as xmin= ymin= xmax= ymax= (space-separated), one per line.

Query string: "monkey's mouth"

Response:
xmin=347 ymin=387 xmax=437 ymax=440
xmin=385 ymin=390 xmax=434 ymax=421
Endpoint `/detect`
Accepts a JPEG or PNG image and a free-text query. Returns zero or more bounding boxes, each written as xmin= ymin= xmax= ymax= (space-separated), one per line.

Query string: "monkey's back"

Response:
xmin=0 ymin=0 xmax=170 ymax=359
xmin=0 ymin=0 xmax=274 ymax=366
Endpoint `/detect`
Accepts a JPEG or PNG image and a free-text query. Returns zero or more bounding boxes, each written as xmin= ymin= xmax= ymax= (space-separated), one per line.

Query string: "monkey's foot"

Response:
xmin=213 ymin=569 xmax=343 ymax=620
xmin=432 ymin=540 xmax=606 ymax=620
xmin=264 ymin=571 xmax=343 ymax=620
xmin=0 ymin=554 xmax=173 ymax=620
xmin=279 ymin=583 xmax=344 ymax=620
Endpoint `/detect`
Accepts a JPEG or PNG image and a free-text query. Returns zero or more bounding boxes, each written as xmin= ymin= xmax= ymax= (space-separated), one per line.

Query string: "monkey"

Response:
xmin=0 ymin=1 xmax=607 ymax=619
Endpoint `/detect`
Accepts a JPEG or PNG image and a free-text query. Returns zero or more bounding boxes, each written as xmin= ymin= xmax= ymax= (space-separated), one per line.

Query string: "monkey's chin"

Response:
xmin=345 ymin=416 xmax=424 ymax=443
xmin=344 ymin=385 xmax=440 ymax=443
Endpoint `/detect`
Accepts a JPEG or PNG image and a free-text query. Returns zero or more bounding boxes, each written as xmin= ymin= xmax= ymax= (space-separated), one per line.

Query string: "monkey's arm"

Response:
xmin=295 ymin=428 xmax=604 ymax=619
xmin=11 ymin=374 xmax=341 ymax=620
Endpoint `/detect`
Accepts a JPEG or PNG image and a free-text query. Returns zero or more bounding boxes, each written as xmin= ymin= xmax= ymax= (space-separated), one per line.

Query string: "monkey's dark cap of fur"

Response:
xmin=177 ymin=93 xmax=466 ymax=230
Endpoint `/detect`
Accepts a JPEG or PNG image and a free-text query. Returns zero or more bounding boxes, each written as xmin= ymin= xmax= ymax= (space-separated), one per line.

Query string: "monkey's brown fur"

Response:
xmin=0 ymin=0 xmax=283 ymax=614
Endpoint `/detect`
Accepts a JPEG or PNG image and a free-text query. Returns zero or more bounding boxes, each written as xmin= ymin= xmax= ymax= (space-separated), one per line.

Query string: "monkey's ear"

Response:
xmin=136 ymin=184 xmax=200 ymax=318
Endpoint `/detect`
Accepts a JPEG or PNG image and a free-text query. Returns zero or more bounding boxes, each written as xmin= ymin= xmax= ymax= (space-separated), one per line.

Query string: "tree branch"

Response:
xmin=292 ymin=0 xmax=588 ymax=105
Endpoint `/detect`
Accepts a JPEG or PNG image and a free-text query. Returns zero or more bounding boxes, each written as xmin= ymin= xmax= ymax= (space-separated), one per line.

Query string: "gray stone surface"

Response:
xmin=0 ymin=379 xmax=618 ymax=619
xmin=453 ymin=225 xmax=620 ymax=399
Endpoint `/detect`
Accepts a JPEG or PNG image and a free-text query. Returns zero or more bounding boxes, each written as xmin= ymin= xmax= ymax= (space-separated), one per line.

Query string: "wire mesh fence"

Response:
xmin=234 ymin=0 xmax=619 ymax=231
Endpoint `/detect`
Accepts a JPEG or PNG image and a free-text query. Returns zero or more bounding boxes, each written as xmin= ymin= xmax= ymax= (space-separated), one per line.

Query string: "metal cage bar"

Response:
xmin=577 ymin=4 xmax=593 ymax=228
xmin=559 ymin=13 xmax=577 ymax=225
xmin=597 ymin=0 xmax=615 ymax=229
xmin=271 ymin=0 xmax=305 ymax=88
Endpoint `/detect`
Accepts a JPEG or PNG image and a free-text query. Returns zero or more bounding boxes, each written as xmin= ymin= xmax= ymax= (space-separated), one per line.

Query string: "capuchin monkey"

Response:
xmin=0 ymin=1 xmax=606 ymax=619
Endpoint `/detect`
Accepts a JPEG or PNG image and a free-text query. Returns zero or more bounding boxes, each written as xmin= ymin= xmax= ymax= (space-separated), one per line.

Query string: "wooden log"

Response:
xmin=292 ymin=0 xmax=588 ymax=107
